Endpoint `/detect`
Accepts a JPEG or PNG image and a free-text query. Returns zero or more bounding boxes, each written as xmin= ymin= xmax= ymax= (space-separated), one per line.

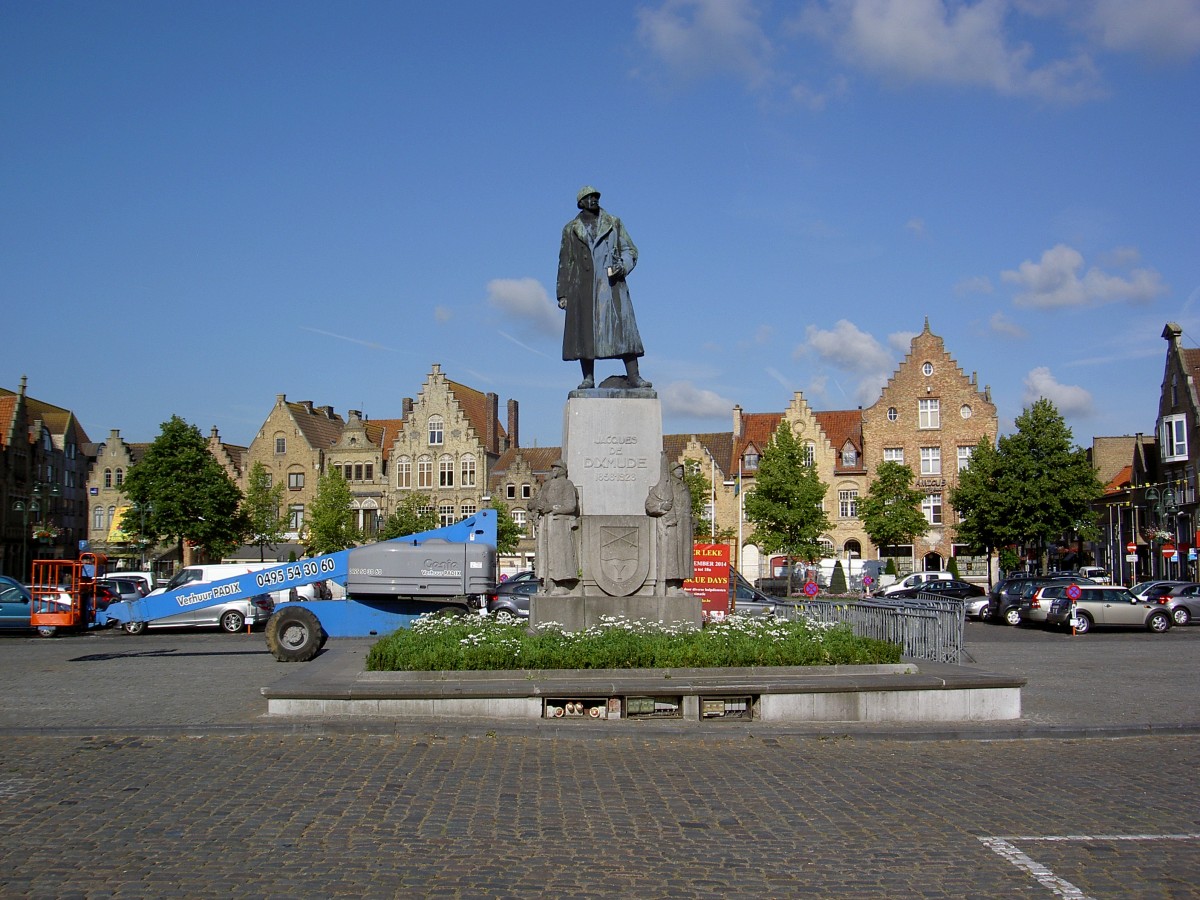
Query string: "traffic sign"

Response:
xmin=803 ymin=581 xmax=820 ymax=597
xmin=1162 ymin=543 xmax=1176 ymax=559
xmin=1065 ymin=583 xmax=1082 ymax=601
xmin=1126 ymin=541 xmax=1137 ymax=554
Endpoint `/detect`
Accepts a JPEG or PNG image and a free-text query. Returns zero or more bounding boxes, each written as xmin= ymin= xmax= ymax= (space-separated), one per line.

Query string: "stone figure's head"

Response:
xmin=551 ymin=460 xmax=567 ymax=476
xmin=673 ymin=463 xmax=685 ymax=478
xmin=576 ymin=186 xmax=601 ymax=212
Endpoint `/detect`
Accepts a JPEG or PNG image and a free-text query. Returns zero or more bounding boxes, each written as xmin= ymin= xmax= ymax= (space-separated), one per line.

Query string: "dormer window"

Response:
xmin=842 ymin=444 xmax=857 ymax=466
xmin=742 ymin=451 xmax=759 ymax=471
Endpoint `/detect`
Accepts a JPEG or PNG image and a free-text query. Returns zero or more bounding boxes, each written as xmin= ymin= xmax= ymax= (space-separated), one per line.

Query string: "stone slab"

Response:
xmin=563 ymin=394 xmax=662 ymax=516
xmin=531 ymin=592 xmax=702 ymax=631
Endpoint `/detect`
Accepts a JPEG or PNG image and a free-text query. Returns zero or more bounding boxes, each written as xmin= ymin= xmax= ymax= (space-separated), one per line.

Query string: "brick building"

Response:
xmin=861 ymin=320 xmax=998 ymax=575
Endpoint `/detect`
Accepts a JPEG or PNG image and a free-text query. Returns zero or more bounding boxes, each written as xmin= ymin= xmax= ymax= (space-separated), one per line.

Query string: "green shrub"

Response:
xmin=364 ymin=613 xmax=902 ymax=672
xmin=884 ymin=557 xmax=897 ymax=576
xmin=947 ymin=556 xmax=961 ymax=578
xmin=829 ymin=560 xmax=848 ymax=594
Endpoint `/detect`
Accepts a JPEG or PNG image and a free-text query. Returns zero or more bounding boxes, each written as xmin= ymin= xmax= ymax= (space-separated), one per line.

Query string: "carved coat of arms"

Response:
xmin=584 ymin=516 xmax=650 ymax=597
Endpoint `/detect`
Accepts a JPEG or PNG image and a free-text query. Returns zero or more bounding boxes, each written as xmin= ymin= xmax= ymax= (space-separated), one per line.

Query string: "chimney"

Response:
xmin=507 ymin=399 xmax=519 ymax=450
xmin=276 ymin=393 xmax=286 ymax=406
xmin=486 ymin=392 xmax=499 ymax=454
xmin=733 ymin=404 xmax=744 ymax=439
xmin=320 ymin=405 xmax=335 ymax=419
xmin=300 ymin=400 xmax=314 ymax=414
xmin=402 ymin=397 xmax=413 ymax=419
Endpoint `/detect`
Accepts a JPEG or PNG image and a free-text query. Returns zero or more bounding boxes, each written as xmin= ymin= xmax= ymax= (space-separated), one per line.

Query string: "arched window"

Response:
xmin=417 ymin=456 xmax=433 ymax=489
xmin=428 ymin=416 xmax=444 ymax=446
xmin=103 ymin=468 xmax=112 ymax=488
xmin=107 ymin=506 xmax=116 ymax=527
xmin=93 ymin=506 xmax=104 ymax=530
xmin=115 ymin=467 xmax=124 ymax=486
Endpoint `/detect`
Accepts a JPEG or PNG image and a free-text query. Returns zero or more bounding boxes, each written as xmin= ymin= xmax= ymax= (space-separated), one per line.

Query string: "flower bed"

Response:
xmin=365 ymin=613 xmax=901 ymax=672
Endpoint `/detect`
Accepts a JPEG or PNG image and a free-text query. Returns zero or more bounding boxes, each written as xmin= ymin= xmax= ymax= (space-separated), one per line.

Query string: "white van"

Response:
xmin=881 ymin=570 xmax=954 ymax=596
xmin=132 ymin=562 xmax=318 ymax=634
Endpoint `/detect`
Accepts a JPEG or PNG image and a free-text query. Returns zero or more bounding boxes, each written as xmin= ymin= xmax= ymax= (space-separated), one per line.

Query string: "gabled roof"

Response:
xmin=446 ymin=378 xmax=507 ymax=447
xmin=286 ymin=401 xmax=345 ymax=450
xmin=1104 ymin=464 xmax=1133 ymax=495
xmin=734 ymin=412 xmax=784 ymax=472
xmin=0 ymin=387 xmax=90 ymax=444
xmin=490 ymin=446 xmax=562 ymax=478
xmin=0 ymin=395 xmax=16 ymax=449
xmin=814 ymin=409 xmax=865 ymax=474
xmin=663 ymin=432 xmax=734 ymax=477
xmin=367 ymin=418 xmax=407 ymax=454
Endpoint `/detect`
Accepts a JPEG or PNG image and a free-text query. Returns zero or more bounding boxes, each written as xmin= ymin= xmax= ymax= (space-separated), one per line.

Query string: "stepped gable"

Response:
xmin=445 ymin=377 xmax=507 ymax=453
xmin=0 ymin=395 xmax=16 ymax=448
xmin=286 ymin=399 xmax=345 ymax=449
xmin=0 ymin=387 xmax=92 ymax=445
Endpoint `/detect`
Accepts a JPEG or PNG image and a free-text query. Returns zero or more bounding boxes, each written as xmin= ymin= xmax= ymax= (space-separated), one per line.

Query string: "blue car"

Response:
xmin=0 ymin=576 xmax=35 ymax=631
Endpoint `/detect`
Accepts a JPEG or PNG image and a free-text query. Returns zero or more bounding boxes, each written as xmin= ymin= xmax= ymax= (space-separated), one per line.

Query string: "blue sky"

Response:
xmin=3 ymin=1 xmax=1198 ymax=452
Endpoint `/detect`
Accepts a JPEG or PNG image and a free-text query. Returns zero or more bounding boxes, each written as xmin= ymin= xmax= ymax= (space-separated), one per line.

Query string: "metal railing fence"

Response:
xmin=778 ymin=593 xmax=965 ymax=664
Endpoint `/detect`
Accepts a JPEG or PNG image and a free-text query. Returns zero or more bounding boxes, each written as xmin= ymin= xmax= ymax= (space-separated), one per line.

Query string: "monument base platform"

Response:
xmin=530 ymin=592 xmax=702 ymax=632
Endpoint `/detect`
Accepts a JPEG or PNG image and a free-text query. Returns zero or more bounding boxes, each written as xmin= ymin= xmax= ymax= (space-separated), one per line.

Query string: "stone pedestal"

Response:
xmin=530 ymin=390 xmax=702 ymax=631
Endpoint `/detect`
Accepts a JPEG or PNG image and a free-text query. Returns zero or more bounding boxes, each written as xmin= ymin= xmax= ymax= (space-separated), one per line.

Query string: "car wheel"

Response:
xmin=266 ymin=606 xmax=324 ymax=662
xmin=36 ymin=625 xmax=57 ymax=638
xmin=1171 ymin=606 xmax=1190 ymax=626
xmin=1073 ymin=611 xmax=1092 ymax=634
xmin=1147 ymin=610 xmax=1171 ymax=633
xmin=1004 ymin=607 xmax=1022 ymax=626
xmin=978 ymin=604 xmax=992 ymax=621
xmin=123 ymin=621 xmax=147 ymax=635
xmin=219 ymin=609 xmax=245 ymax=633
xmin=494 ymin=609 xmax=516 ymax=624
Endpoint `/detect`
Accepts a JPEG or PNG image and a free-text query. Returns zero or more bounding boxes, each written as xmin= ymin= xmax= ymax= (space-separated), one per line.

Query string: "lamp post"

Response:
xmin=11 ymin=481 xmax=61 ymax=581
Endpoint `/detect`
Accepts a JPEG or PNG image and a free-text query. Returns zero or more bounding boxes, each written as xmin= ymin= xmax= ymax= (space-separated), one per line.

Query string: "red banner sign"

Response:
xmin=684 ymin=543 xmax=731 ymax=619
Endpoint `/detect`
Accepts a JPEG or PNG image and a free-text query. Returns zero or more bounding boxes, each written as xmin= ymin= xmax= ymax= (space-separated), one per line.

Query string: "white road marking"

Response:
xmin=979 ymin=833 xmax=1200 ymax=899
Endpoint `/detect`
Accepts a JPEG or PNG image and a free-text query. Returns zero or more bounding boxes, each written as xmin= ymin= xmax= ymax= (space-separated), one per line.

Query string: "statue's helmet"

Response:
xmin=576 ymin=185 xmax=601 ymax=205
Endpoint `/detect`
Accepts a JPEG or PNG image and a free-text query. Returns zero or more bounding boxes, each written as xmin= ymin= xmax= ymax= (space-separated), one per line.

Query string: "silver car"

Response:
xmin=1161 ymin=583 xmax=1200 ymax=626
xmin=1046 ymin=586 xmax=1172 ymax=634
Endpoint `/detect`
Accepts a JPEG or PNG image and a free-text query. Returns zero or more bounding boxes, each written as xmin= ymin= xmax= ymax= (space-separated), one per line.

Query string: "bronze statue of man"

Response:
xmin=557 ymin=186 xmax=651 ymax=390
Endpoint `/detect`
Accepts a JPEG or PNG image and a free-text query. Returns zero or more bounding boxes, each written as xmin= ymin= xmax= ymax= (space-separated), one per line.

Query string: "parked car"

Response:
xmin=1147 ymin=583 xmax=1200 ymax=626
xmin=1128 ymin=580 xmax=1190 ymax=601
xmin=110 ymin=571 xmax=159 ymax=594
xmin=0 ymin=576 xmax=73 ymax=633
xmin=99 ymin=576 xmax=147 ymax=604
xmin=487 ymin=578 xmax=538 ymax=623
xmin=731 ymin=574 xmax=795 ymax=617
xmin=885 ymin=579 xmax=985 ymax=602
xmin=1076 ymin=566 xmax=1111 ymax=584
xmin=880 ymin=571 xmax=954 ymax=597
xmin=1046 ymin=586 xmax=1173 ymax=634
xmin=1021 ymin=578 xmax=1096 ymax=625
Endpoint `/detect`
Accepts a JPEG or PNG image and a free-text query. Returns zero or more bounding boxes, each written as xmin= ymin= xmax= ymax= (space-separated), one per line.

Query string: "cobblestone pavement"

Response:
xmin=1 ymin=731 xmax=1198 ymax=898
xmin=0 ymin=623 xmax=1198 ymax=897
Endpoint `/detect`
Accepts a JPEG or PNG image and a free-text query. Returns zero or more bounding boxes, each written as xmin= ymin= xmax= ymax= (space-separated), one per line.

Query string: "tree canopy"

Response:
xmin=951 ymin=399 xmax=1102 ymax=572
xmin=305 ymin=468 xmax=362 ymax=555
xmin=378 ymin=493 xmax=439 ymax=540
xmin=242 ymin=461 xmax=289 ymax=561
xmin=743 ymin=422 xmax=831 ymax=573
xmin=857 ymin=460 xmax=929 ymax=556
xmin=491 ymin=497 xmax=522 ymax=555
xmin=121 ymin=415 xmax=248 ymax=561
xmin=682 ymin=458 xmax=714 ymax=540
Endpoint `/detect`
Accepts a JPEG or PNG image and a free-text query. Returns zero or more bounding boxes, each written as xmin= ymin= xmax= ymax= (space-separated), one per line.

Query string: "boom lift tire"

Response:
xmin=266 ymin=606 xmax=325 ymax=662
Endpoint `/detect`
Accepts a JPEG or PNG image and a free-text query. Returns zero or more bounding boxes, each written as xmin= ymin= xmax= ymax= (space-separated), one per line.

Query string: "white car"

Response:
xmin=881 ymin=571 xmax=954 ymax=596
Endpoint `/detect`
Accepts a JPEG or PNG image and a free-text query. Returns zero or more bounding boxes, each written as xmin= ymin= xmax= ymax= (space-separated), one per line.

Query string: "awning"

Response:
xmin=107 ymin=506 xmax=133 ymax=543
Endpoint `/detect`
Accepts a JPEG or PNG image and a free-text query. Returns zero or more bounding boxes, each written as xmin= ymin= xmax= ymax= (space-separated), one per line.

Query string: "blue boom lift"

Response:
xmin=98 ymin=510 xmax=497 ymax=661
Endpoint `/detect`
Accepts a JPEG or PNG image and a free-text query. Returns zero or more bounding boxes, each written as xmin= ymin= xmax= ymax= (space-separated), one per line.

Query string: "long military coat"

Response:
xmin=556 ymin=209 xmax=645 ymax=362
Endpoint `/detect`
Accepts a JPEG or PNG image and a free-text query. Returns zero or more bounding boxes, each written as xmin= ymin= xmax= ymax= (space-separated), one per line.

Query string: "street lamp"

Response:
xmin=11 ymin=482 xmax=61 ymax=581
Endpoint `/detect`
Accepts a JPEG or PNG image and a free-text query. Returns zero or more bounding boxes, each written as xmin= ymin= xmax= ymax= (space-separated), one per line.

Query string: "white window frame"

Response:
xmin=396 ymin=457 xmax=411 ymax=489
xmin=1161 ymin=414 xmax=1188 ymax=462
xmin=439 ymin=455 xmax=454 ymax=488
xmin=417 ymin=457 xmax=433 ymax=489
xmin=883 ymin=448 xmax=904 ymax=464
xmin=919 ymin=398 xmax=940 ymax=429
xmin=957 ymin=446 xmax=973 ymax=472
xmin=428 ymin=416 xmax=444 ymax=446
xmin=920 ymin=447 xmax=941 ymax=475
xmin=460 ymin=454 xmax=476 ymax=488
xmin=838 ymin=489 xmax=858 ymax=518
xmin=922 ymin=492 xmax=943 ymax=525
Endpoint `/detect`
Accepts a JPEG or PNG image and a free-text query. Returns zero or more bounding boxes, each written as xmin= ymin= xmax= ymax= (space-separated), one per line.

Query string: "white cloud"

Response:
xmin=989 ymin=311 xmax=1027 ymax=338
xmin=660 ymin=380 xmax=736 ymax=417
xmin=485 ymin=277 xmax=559 ymax=335
xmin=796 ymin=0 xmax=1102 ymax=102
xmin=789 ymin=73 xmax=850 ymax=109
xmin=795 ymin=319 xmax=895 ymax=404
xmin=1086 ymin=0 xmax=1200 ymax=61
xmin=434 ymin=305 xmax=453 ymax=323
xmin=1002 ymin=243 xmax=1168 ymax=308
xmin=1023 ymin=366 xmax=1094 ymax=416
xmin=905 ymin=217 xmax=927 ymax=238
xmin=635 ymin=0 xmax=773 ymax=86
xmin=887 ymin=330 xmax=918 ymax=352
xmin=955 ymin=275 xmax=994 ymax=295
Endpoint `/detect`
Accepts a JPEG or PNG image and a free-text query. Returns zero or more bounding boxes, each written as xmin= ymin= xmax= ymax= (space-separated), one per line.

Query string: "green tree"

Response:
xmin=242 ymin=461 xmax=288 ymax=562
xmin=949 ymin=437 xmax=1007 ymax=583
xmin=378 ymin=493 xmax=439 ymax=540
xmin=743 ymin=422 xmax=831 ymax=595
xmin=993 ymin=399 xmax=1103 ymax=571
xmin=682 ymin=458 xmax=713 ymax=539
xmin=857 ymin=460 xmax=929 ymax=565
xmin=305 ymin=468 xmax=361 ymax=555
xmin=491 ymin=497 xmax=522 ymax=556
xmin=121 ymin=415 xmax=248 ymax=562
xmin=829 ymin=559 xmax=848 ymax=594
